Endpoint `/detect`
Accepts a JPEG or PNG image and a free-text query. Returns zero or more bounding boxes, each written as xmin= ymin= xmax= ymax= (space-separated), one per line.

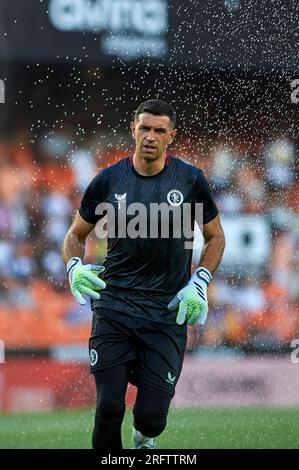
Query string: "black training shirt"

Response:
xmin=79 ymin=155 xmax=218 ymax=323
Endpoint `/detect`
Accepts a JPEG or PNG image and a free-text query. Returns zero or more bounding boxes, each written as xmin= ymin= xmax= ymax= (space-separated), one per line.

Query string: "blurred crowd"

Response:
xmin=0 ymin=129 xmax=298 ymax=352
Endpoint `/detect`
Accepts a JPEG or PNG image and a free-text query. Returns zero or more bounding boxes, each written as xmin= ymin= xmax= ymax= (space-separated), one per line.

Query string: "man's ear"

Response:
xmin=168 ymin=128 xmax=177 ymax=145
xmin=130 ymin=121 xmax=136 ymax=139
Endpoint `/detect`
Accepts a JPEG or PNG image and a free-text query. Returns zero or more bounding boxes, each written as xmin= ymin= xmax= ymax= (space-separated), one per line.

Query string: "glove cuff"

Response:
xmin=66 ymin=257 xmax=82 ymax=275
xmin=194 ymin=267 xmax=212 ymax=285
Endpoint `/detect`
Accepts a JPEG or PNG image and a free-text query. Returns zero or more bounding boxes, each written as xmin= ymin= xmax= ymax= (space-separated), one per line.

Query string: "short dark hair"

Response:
xmin=135 ymin=99 xmax=176 ymax=128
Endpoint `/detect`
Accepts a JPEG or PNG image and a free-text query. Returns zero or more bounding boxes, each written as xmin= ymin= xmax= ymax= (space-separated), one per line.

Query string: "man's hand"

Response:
xmin=167 ymin=267 xmax=212 ymax=326
xmin=67 ymin=257 xmax=106 ymax=305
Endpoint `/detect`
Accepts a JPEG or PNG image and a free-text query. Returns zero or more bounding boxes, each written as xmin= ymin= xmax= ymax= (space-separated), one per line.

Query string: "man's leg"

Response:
xmin=92 ymin=363 xmax=131 ymax=451
xmin=132 ymin=383 xmax=172 ymax=448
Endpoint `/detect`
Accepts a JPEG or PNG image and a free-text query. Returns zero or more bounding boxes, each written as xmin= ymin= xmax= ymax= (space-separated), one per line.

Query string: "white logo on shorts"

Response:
xmin=167 ymin=190 xmax=184 ymax=206
xmin=166 ymin=372 xmax=176 ymax=384
xmin=90 ymin=349 xmax=98 ymax=366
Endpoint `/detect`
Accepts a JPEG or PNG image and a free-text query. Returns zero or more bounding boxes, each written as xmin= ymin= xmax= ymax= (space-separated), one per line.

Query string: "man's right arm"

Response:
xmin=62 ymin=211 xmax=106 ymax=305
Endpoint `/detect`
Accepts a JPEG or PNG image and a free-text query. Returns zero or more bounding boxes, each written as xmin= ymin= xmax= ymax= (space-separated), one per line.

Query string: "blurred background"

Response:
xmin=0 ymin=0 xmax=299 ymax=448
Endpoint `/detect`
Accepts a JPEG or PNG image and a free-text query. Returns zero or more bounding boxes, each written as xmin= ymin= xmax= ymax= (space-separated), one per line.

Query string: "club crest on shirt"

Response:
xmin=167 ymin=189 xmax=184 ymax=206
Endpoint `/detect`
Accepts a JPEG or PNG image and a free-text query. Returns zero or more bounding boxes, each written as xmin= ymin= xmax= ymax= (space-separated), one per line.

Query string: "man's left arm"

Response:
xmin=198 ymin=214 xmax=225 ymax=274
xmin=168 ymin=215 xmax=225 ymax=325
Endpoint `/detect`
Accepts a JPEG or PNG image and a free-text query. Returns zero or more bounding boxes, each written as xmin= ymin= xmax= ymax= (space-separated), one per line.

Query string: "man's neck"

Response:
xmin=132 ymin=153 xmax=167 ymax=176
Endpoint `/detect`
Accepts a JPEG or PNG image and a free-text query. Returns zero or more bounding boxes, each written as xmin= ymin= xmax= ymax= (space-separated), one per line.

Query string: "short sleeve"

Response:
xmin=194 ymin=169 xmax=219 ymax=224
xmin=79 ymin=171 xmax=110 ymax=224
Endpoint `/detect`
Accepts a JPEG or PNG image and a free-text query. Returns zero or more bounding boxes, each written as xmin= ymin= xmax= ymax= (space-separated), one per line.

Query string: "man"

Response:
xmin=62 ymin=99 xmax=225 ymax=450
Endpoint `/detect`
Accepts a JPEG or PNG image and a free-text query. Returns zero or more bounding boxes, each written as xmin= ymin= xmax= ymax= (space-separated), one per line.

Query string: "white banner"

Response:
xmin=173 ymin=356 xmax=299 ymax=407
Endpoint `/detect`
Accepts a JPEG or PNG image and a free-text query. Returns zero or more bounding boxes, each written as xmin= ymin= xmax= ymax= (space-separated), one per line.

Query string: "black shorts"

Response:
xmin=89 ymin=308 xmax=187 ymax=396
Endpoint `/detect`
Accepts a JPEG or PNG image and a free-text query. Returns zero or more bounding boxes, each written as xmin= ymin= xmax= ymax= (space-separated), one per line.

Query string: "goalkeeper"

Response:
xmin=62 ymin=99 xmax=225 ymax=451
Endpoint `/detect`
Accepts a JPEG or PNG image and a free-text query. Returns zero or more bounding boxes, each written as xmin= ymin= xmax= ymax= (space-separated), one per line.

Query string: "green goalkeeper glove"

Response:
xmin=167 ymin=267 xmax=212 ymax=326
xmin=67 ymin=257 xmax=106 ymax=306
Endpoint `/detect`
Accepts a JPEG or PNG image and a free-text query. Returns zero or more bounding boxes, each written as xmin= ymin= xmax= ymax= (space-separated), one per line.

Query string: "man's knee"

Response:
xmin=134 ymin=412 xmax=167 ymax=438
xmin=96 ymin=395 xmax=125 ymax=423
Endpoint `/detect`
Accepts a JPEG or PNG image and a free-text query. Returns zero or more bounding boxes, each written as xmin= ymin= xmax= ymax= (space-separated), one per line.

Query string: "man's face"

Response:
xmin=130 ymin=113 xmax=177 ymax=161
